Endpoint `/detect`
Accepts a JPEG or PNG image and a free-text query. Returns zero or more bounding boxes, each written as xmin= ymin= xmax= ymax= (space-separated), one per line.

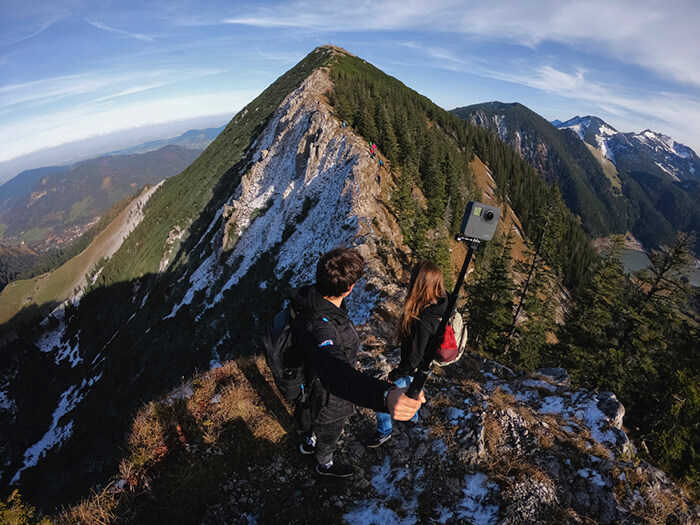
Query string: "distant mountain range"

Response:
xmin=0 ymin=146 xmax=200 ymax=250
xmin=0 ymin=126 xmax=224 ymax=251
xmin=452 ymin=103 xmax=700 ymax=253
xmin=104 ymin=125 xmax=225 ymax=156
xmin=553 ymin=116 xmax=700 ymax=183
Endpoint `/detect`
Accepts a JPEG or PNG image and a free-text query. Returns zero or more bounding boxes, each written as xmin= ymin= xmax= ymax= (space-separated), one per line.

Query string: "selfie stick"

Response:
xmin=406 ymin=235 xmax=480 ymax=400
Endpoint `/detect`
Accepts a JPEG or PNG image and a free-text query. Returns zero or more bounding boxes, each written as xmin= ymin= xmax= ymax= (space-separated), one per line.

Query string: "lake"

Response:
xmin=621 ymin=249 xmax=700 ymax=287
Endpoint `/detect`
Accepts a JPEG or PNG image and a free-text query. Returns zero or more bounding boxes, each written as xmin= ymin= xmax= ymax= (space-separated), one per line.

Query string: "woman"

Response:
xmin=366 ymin=260 xmax=447 ymax=448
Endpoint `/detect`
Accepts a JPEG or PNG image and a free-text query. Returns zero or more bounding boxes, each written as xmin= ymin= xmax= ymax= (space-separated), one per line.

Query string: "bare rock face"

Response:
xmin=170 ymin=67 xmax=409 ymax=331
xmin=532 ymin=367 xmax=570 ymax=387
xmin=596 ymin=390 xmax=625 ymax=430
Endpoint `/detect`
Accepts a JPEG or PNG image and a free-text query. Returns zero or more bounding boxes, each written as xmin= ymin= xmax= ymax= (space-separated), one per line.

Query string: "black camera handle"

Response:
xmin=406 ymin=236 xmax=480 ymax=400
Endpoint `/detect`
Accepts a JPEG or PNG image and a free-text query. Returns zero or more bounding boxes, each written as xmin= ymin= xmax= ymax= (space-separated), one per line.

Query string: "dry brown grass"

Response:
xmin=560 ymin=415 xmax=613 ymax=460
xmin=206 ymin=359 xmax=288 ymax=444
xmin=457 ymin=379 xmax=483 ymax=395
xmin=482 ymin=445 xmax=553 ymax=491
xmin=53 ymin=355 xmax=294 ymax=524
xmin=482 ymin=413 xmax=505 ymax=455
xmin=488 ymin=386 xmax=516 ymax=411
xmin=424 ymin=394 xmax=466 ymax=450
xmin=610 ymin=462 xmax=694 ymax=524
xmin=55 ymin=486 xmax=118 ymax=525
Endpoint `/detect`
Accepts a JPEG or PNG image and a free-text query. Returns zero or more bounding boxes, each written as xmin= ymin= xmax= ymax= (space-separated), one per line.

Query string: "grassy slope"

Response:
xmin=0 ymin=185 xmax=156 ymax=327
xmin=584 ymin=142 xmax=621 ymax=191
xmin=469 ymin=157 xmax=528 ymax=262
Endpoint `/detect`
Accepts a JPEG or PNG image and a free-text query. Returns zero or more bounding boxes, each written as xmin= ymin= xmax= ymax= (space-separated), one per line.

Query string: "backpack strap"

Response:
xmin=293 ymin=306 xmax=342 ymax=348
xmin=292 ymin=308 xmax=344 ymax=386
xmin=314 ymin=314 xmax=342 ymax=347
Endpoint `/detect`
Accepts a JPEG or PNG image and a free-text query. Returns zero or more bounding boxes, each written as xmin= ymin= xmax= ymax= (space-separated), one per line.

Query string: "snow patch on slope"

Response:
xmin=0 ymin=390 xmax=17 ymax=415
xmin=11 ymin=373 xmax=102 ymax=484
xmin=37 ymin=318 xmax=82 ymax=367
xmin=168 ymin=68 xmax=401 ymax=327
xmin=485 ymin=375 xmax=629 ymax=457
xmin=655 ymin=162 xmax=681 ymax=182
xmin=345 ymin=458 xmax=422 ymax=524
xmin=438 ymin=472 xmax=501 ymax=524
xmin=595 ymin=135 xmax=615 ymax=163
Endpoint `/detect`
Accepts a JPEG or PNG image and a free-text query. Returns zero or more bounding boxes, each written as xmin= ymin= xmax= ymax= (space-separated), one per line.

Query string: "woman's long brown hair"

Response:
xmin=396 ymin=261 xmax=445 ymax=343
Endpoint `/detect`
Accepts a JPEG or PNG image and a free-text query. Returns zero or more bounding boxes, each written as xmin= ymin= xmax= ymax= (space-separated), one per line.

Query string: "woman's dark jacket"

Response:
xmin=392 ymin=296 xmax=447 ymax=378
xmin=289 ymin=285 xmax=390 ymax=424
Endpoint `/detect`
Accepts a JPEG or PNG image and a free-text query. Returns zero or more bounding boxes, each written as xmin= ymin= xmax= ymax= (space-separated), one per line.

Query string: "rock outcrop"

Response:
xmin=198 ymin=353 xmax=698 ymax=524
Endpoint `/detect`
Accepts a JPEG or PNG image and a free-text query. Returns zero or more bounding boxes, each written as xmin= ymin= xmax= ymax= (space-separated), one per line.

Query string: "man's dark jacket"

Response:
xmin=393 ymin=296 xmax=447 ymax=377
xmin=289 ymin=285 xmax=389 ymax=424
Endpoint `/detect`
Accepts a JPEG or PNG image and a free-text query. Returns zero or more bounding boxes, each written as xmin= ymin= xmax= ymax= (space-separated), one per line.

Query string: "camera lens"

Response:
xmin=485 ymin=210 xmax=495 ymax=221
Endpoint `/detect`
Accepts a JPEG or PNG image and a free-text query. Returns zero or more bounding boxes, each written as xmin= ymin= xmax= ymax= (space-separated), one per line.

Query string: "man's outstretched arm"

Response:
xmin=300 ymin=324 xmax=426 ymax=418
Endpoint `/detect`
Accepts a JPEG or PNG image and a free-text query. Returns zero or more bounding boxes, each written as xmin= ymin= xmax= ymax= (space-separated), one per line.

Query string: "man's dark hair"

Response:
xmin=316 ymin=247 xmax=365 ymax=297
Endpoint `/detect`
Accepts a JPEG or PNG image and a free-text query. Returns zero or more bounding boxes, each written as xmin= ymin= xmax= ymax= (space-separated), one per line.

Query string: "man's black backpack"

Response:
xmin=262 ymin=305 xmax=305 ymax=402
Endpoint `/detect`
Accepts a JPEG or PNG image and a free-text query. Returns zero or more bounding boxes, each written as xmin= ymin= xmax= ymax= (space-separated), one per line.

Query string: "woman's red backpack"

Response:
xmin=434 ymin=311 xmax=468 ymax=366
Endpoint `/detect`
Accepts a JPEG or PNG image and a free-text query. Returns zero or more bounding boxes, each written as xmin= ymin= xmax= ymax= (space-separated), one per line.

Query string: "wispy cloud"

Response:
xmin=402 ymin=40 xmax=700 ymax=148
xmin=0 ymin=67 xmax=224 ymax=110
xmin=0 ymin=0 xmax=79 ymax=46
xmin=86 ymin=19 xmax=155 ymax=42
xmin=223 ymin=0 xmax=700 ymax=88
xmin=90 ymin=83 xmax=172 ymax=103
xmin=3 ymin=16 xmax=60 ymax=45
xmin=221 ymin=0 xmax=465 ymax=31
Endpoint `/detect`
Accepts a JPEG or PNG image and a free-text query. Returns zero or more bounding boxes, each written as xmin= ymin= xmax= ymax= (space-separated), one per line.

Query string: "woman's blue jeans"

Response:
xmin=376 ymin=374 xmax=419 ymax=435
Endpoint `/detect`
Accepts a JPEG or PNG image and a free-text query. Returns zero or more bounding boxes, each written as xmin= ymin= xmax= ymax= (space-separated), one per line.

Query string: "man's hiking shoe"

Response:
xmin=316 ymin=462 xmax=354 ymax=478
xmin=365 ymin=432 xmax=392 ymax=449
xmin=299 ymin=441 xmax=315 ymax=455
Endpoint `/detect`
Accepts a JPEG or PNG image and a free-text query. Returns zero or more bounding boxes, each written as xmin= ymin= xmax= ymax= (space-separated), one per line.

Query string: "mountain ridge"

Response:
xmin=554 ymin=115 xmax=700 ymax=183
xmin=453 ymin=102 xmax=700 ymax=253
xmin=0 ymin=45 xmax=343 ymax=509
xmin=104 ymin=125 xmax=225 ymax=157
xmin=0 ymin=145 xmax=200 ymax=250
xmin=452 ymin=101 xmax=626 ymax=237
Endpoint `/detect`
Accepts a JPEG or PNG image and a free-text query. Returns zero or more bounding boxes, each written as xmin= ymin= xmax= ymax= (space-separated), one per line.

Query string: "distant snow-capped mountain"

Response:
xmin=555 ymin=116 xmax=700 ymax=183
xmin=452 ymin=103 xmax=700 ymax=254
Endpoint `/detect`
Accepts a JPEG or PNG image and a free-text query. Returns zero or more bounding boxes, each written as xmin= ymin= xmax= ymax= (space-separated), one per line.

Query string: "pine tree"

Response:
xmin=556 ymin=235 xmax=629 ymax=386
xmin=466 ymin=233 xmax=515 ymax=354
xmin=652 ymin=324 xmax=700 ymax=488
xmin=379 ymin=104 xmax=399 ymax=163
xmin=511 ymin=254 xmax=557 ymax=370
xmin=613 ymin=232 xmax=696 ymax=384
xmin=420 ymin=130 xmax=446 ymax=223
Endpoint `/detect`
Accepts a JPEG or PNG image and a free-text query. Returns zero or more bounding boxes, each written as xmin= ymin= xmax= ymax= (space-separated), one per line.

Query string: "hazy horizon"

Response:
xmin=2 ymin=1 xmax=699 ymax=183
xmin=0 ymin=113 xmax=230 ymax=184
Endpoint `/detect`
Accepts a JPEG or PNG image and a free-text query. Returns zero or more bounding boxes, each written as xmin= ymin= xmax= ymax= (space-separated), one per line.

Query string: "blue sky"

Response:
xmin=1 ymin=0 xmax=699 ymax=182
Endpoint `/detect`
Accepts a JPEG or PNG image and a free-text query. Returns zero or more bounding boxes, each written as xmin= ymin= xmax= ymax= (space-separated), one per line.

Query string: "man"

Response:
xmin=289 ymin=247 xmax=424 ymax=478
